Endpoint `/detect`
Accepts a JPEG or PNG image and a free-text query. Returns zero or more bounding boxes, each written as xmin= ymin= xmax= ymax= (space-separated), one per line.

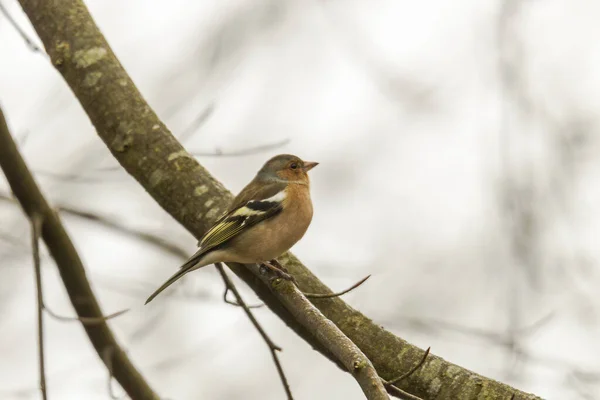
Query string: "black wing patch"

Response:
xmin=198 ymin=193 xmax=285 ymax=253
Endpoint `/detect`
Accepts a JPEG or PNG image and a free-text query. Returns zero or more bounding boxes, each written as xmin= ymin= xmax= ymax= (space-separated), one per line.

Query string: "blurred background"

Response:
xmin=1 ymin=0 xmax=599 ymax=399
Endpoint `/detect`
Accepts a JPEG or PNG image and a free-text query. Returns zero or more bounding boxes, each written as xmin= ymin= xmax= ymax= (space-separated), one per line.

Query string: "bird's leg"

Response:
xmin=269 ymin=258 xmax=288 ymax=273
xmin=268 ymin=259 xmax=299 ymax=286
xmin=260 ymin=261 xmax=295 ymax=283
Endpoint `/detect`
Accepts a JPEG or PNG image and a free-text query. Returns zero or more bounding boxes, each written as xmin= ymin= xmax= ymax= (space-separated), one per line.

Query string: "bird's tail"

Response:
xmin=144 ymin=249 xmax=207 ymax=304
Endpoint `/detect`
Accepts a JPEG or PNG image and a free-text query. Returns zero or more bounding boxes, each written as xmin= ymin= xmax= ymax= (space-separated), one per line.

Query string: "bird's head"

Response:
xmin=257 ymin=154 xmax=318 ymax=185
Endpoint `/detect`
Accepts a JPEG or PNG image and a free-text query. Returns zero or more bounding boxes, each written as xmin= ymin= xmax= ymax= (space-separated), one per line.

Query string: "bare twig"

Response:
xmin=190 ymin=139 xmax=291 ymax=157
xmin=37 ymin=196 xmax=187 ymax=261
xmin=0 ymin=230 xmax=25 ymax=248
xmin=0 ymin=1 xmax=45 ymax=54
xmin=178 ymin=104 xmax=215 ymax=142
xmin=394 ymin=313 xmax=553 ymax=347
xmin=54 ymin=205 xmax=189 ymax=260
xmin=0 ymin=106 xmax=158 ymax=399
xmin=215 ymin=263 xmax=293 ymax=399
xmin=381 ymin=379 xmax=423 ymax=400
xmin=388 ymin=347 xmax=430 ymax=385
xmin=33 ymin=169 xmax=107 ymax=183
xmin=30 ymin=212 xmax=47 ymax=400
xmin=44 ymin=306 xmax=128 ymax=325
xmin=95 ymin=139 xmax=291 ymax=172
xmin=303 ymin=275 xmax=371 ymax=299
xmin=102 ymin=346 xmax=120 ymax=400
xmin=223 ymin=284 xmax=263 ymax=309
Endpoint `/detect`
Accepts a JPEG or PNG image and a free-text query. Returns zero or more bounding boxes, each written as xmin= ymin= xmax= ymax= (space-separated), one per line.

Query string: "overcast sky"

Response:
xmin=1 ymin=1 xmax=600 ymax=399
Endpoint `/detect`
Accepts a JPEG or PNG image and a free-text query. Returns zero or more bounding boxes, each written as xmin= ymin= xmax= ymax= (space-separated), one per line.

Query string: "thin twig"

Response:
xmin=96 ymin=138 xmax=291 ymax=173
xmin=222 ymin=285 xmax=263 ymax=309
xmin=78 ymin=137 xmax=292 ymax=175
xmin=190 ymin=138 xmax=291 ymax=157
xmin=54 ymin=205 xmax=189 ymax=260
xmin=102 ymin=346 xmax=120 ymax=400
xmin=303 ymin=275 xmax=371 ymax=299
xmin=178 ymin=104 xmax=215 ymax=142
xmin=31 ymin=212 xmax=47 ymax=400
xmin=0 ymin=230 xmax=25 ymax=248
xmin=0 ymin=1 xmax=45 ymax=54
xmin=217 ymin=265 xmax=282 ymax=351
xmin=44 ymin=306 xmax=128 ymax=325
xmin=395 ymin=313 xmax=553 ymax=347
xmin=215 ymin=263 xmax=293 ymax=400
xmin=381 ymin=379 xmax=423 ymax=400
xmin=388 ymin=347 xmax=430 ymax=385
xmin=33 ymin=169 xmax=106 ymax=183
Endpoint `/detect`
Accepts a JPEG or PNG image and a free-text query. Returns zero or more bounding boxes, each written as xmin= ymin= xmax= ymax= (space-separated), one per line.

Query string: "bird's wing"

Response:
xmin=198 ymin=181 xmax=287 ymax=253
xmin=145 ymin=181 xmax=288 ymax=304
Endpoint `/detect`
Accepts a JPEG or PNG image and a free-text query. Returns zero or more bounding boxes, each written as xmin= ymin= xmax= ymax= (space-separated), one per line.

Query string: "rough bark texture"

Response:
xmin=0 ymin=108 xmax=159 ymax=400
xmin=16 ymin=1 xmax=542 ymax=399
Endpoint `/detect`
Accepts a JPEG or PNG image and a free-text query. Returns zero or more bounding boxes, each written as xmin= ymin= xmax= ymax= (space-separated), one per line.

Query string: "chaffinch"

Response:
xmin=145 ymin=154 xmax=318 ymax=304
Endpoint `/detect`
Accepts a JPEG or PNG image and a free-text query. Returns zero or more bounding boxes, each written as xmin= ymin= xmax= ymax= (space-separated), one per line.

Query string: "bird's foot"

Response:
xmin=268 ymin=258 xmax=288 ymax=273
xmin=260 ymin=261 xmax=296 ymax=284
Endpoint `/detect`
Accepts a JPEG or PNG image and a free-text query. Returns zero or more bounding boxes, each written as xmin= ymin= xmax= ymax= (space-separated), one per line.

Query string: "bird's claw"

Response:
xmin=260 ymin=261 xmax=296 ymax=284
xmin=269 ymin=259 xmax=289 ymax=273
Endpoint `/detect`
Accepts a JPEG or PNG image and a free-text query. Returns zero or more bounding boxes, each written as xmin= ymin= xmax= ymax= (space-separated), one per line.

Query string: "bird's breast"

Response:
xmin=279 ymin=185 xmax=313 ymax=242
xmin=231 ymin=185 xmax=313 ymax=263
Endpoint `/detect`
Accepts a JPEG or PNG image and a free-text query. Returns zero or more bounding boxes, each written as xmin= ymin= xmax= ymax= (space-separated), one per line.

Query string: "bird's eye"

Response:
xmin=290 ymin=163 xmax=298 ymax=170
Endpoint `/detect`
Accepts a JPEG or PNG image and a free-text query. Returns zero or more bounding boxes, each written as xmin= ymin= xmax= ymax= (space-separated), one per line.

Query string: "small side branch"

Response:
xmin=0 ymin=2 xmax=45 ymax=54
xmin=303 ymin=275 xmax=371 ymax=299
xmin=388 ymin=347 xmax=430 ymax=386
xmin=381 ymin=347 xmax=430 ymax=400
xmin=103 ymin=346 xmax=121 ymax=400
xmin=190 ymin=139 xmax=291 ymax=158
xmin=55 ymin=205 xmax=189 ymax=260
xmin=222 ymin=285 xmax=263 ymax=309
xmin=30 ymin=212 xmax=47 ymax=400
xmin=381 ymin=380 xmax=423 ymax=400
xmin=44 ymin=306 xmax=128 ymax=325
xmin=216 ymin=263 xmax=293 ymax=400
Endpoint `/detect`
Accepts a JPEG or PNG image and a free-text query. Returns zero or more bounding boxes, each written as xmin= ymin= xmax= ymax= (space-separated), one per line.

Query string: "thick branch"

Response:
xmin=0 ymin=108 xmax=158 ymax=400
xmin=15 ymin=1 xmax=541 ymax=398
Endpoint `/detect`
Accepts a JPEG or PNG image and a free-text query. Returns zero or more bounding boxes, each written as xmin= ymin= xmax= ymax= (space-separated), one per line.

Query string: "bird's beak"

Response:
xmin=303 ymin=161 xmax=319 ymax=172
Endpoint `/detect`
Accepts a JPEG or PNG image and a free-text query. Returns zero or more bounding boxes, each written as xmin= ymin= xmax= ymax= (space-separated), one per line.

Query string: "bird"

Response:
xmin=145 ymin=154 xmax=318 ymax=304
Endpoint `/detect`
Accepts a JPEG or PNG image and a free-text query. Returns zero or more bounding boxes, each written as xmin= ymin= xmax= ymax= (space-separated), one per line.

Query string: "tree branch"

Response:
xmin=0 ymin=107 xmax=158 ymax=400
xmin=14 ymin=1 xmax=542 ymax=398
xmin=247 ymin=263 xmax=389 ymax=399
